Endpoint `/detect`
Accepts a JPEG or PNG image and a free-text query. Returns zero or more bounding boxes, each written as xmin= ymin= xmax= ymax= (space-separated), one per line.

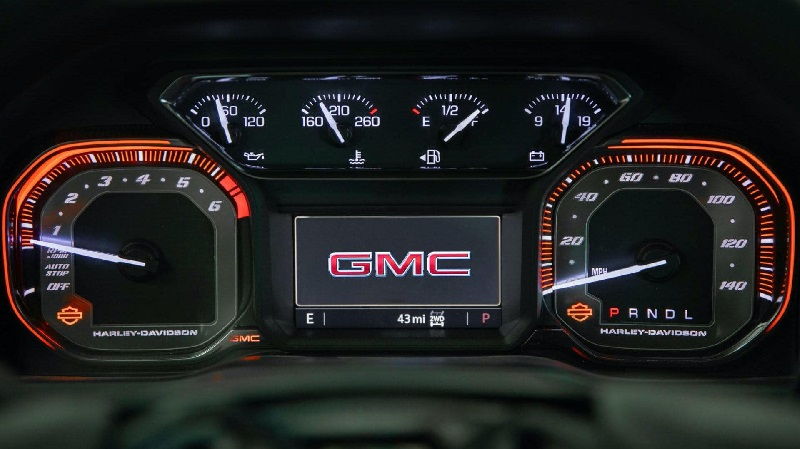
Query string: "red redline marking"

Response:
xmin=233 ymin=193 xmax=250 ymax=219
xmin=219 ymin=175 xmax=237 ymax=192
xmin=369 ymin=108 xmax=378 ymax=115
xmin=411 ymin=108 xmax=421 ymax=115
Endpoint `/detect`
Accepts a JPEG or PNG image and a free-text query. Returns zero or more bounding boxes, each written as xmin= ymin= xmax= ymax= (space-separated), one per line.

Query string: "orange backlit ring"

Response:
xmin=2 ymin=139 xmax=251 ymax=350
xmin=609 ymin=139 xmax=794 ymax=333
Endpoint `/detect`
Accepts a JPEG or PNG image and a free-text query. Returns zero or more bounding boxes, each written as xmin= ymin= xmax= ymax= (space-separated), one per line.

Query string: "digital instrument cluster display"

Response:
xmin=160 ymin=74 xmax=628 ymax=174
xmin=294 ymin=216 xmax=502 ymax=329
xmin=2 ymin=69 xmax=794 ymax=365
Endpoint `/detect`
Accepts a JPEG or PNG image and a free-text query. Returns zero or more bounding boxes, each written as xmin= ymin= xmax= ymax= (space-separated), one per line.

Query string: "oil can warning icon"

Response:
xmin=566 ymin=303 xmax=593 ymax=322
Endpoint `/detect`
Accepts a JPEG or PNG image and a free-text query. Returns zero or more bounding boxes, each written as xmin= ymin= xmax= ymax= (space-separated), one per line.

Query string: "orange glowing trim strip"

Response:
xmin=15 ymin=141 xmax=179 ymax=211
xmin=610 ymin=139 xmax=795 ymax=333
xmin=611 ymin=140 xmax=781 ymax=202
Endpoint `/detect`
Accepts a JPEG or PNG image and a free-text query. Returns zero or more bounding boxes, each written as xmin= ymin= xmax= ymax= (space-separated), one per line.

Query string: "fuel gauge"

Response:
xmin=413 ymin=94 xmax=489 ymax=146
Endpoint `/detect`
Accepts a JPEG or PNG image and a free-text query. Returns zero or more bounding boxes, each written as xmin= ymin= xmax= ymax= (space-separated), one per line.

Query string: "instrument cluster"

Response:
xmin=1 ymin=72 xmax=795 ymax=372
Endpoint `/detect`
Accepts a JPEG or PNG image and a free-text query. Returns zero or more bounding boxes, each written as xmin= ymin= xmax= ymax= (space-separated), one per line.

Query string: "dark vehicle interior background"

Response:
xmin=1 ymin=1 xmax=800 ymax=448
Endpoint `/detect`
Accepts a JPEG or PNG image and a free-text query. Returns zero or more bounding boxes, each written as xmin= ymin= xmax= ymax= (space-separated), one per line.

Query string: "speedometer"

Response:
xmin=540 ymin=139 xmax=794 ymax=359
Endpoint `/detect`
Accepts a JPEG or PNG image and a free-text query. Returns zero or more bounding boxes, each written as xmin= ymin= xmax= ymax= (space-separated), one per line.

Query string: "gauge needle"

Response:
xmin=30 ymin=239 xmax=147 ymax=268
xmin=542 ymin=259 xmax=667 ymax=295
xmin=319 ymin=102 xmax=346 ymax=144
xmin=560 ymin=96 xmax=571 ymax=145
xmin=214 ymin=98 xmax=233 ymax=144
xmin=443 ymin=108 xmax=482 ymax=143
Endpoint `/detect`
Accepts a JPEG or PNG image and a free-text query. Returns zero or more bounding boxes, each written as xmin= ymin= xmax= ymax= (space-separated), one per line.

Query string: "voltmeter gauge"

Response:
xmin=524 ymin=93 xmax=604 ymax=151
xmin=521 ymin=76 xmax=627 ymax=169
xmin=300 ymin=93 xmax=381 ymax=147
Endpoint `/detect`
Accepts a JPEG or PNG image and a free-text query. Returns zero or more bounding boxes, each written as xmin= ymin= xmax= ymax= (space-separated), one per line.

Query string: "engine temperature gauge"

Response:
xmin=300 ymin=93 xmax=381 ymax=147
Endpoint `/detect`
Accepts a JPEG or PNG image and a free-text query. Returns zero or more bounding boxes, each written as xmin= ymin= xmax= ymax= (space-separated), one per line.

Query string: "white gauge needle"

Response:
xmin=542 ymin=259 xmax=667 ymax=295
xmin=31 ymin=239 xmax=146 ymax=268
xmin=443 ymin=108 xmax=482 ymax=143
xmin=215 ymin=98 xmax=233 ymax=144
xmin=319 ymin=102 xmax=346 ymax=144
xmin=560 ymin=96 xmax=571 ymax=145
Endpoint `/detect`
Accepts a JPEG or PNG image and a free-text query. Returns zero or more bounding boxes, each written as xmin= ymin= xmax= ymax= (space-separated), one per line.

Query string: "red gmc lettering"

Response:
xmin=328 ymin=251 xmax=471 ymax=277
xmin=375 ymin=251 xmax=424 ymax=277
xmin=427 ymin=251 xmax=471 ymax=276
xmin=328 ymin=252 xmax=373 ymax=277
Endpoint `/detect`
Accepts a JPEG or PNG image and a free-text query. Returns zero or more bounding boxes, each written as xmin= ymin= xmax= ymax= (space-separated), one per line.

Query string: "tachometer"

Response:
xmin=540 ymin=139 xmax=794 ymax=359
xmin=2 ymin=140 xmax=250 ymax=353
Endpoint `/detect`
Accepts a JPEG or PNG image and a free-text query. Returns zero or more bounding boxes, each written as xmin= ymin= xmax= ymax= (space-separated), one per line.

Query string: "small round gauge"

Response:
xmin=2 ymin=140 xmax=251 ymax=354
xmin=523 ymin=93 xmax=606 ymax=160
xmin=185 ymin=92 xmax=268 ymax=166
xmin=539 ymin=140 xmax=794 ymax=359
xmin=412 ymin=93 xmax=489 ymax=152
xmin=300 ymin=93 xmax=381 ymax=147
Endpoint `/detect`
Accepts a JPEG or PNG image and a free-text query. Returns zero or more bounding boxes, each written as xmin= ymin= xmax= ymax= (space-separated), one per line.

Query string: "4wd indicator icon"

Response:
xmin=566 ymin=303 xmax=593 ymax=322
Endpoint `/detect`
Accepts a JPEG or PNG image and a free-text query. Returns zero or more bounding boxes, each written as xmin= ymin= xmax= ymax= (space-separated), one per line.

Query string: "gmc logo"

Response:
xmin=329 ymin=251 xmax=471 ymax=277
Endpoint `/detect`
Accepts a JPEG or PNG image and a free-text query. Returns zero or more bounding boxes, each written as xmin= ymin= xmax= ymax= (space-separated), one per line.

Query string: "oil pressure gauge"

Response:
xmin=161 ymin=76 xmax=271 ymax=168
